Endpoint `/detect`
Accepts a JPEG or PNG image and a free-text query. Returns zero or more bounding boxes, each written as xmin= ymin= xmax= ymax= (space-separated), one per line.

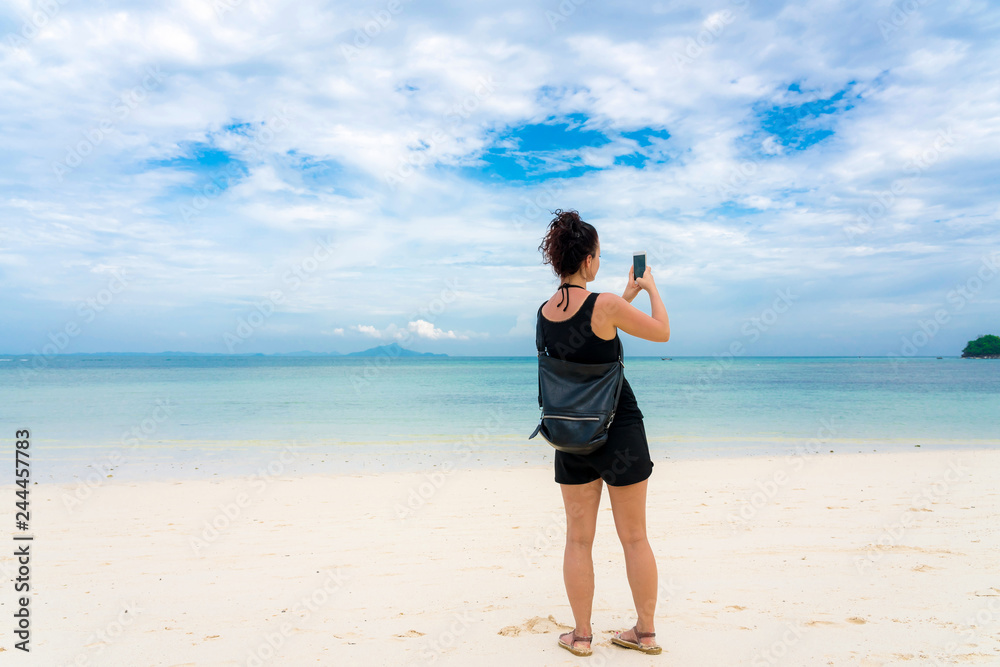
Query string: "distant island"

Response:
xmin=6 ymin=345 xmax=447 ymax=358
xmin=265 ymin=344 xmax=448 ymax=357
xmin=346 ymin=344 xmax=447 ymax=358
xmin=962 ymin=334 xmax=1000 ymax=359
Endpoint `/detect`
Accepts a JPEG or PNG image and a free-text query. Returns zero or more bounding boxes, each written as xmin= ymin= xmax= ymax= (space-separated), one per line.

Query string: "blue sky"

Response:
xmin=1 ymin=0 xmax=998 ymax=356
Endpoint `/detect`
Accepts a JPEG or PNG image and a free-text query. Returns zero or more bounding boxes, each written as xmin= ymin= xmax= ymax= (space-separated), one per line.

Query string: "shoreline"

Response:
xmin=15 ymin=435 xmax=1000 ymax=486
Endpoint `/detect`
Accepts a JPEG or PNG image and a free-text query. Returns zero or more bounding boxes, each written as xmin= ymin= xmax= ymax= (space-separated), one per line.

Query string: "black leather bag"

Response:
xmin=529 ymin=311 xmax=625 ymax=455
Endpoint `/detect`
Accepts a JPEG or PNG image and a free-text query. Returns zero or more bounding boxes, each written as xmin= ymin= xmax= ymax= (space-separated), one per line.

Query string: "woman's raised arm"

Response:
xmin=599 ymin=266 xmax=670 ymax=343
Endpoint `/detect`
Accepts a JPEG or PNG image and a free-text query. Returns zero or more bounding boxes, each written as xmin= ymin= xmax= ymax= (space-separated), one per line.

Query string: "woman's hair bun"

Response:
xmin=554 ymin=209 xmax=581 ymax=230
xmin=538 ymin=209 xmax=598 ymax=278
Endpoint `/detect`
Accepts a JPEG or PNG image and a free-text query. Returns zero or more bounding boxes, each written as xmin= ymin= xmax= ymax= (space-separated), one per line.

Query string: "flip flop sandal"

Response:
xmin=611 ymin=625 xmax=662 ymax=655
xmin=558 ymin=630 xmax=593 ymax=656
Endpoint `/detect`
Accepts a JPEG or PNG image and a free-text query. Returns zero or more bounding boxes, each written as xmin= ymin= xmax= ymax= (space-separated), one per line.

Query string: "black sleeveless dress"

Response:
xmin=537 ymin=288 xmax=654 ymax=486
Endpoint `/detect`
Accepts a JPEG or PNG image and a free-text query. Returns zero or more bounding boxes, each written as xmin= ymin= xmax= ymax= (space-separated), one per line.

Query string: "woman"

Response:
xmin=536 ymin=209 xmax=670 ymax=657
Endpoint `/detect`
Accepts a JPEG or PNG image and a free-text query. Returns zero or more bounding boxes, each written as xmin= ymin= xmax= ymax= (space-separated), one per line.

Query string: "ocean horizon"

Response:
xmin=2 ymin=354 xmax=997 ymax=485
xmin=0 ymin=351 xmax=982 ymax=357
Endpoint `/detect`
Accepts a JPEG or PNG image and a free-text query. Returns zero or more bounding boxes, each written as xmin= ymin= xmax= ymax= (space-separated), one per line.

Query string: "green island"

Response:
xmin=961 ymin=334 xmax=1000 ymax=359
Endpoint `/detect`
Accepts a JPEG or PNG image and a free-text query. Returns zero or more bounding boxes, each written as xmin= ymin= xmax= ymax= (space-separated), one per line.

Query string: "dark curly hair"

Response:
xmin=538 ymin=209 xmax=599 ymax=278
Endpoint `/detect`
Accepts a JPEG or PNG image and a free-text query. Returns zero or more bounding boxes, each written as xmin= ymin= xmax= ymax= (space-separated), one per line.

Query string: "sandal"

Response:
xmin=558 ymin=630 xmax=593 ymax=657
xmin=611 ymin=624 xmax=662 ymax=655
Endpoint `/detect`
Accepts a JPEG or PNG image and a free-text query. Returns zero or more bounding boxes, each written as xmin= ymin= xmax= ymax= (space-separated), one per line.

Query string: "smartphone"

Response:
xmin=633 ymin=251 xmax=646 ymax=280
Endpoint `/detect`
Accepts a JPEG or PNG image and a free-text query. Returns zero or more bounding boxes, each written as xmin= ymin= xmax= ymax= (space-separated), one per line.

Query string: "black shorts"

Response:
xmin=554 ymin=420 xmax=654 ymax=487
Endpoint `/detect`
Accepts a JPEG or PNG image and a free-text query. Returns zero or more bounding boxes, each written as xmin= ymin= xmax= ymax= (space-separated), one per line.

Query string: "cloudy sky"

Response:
xmin=1 ymin=0 xmax=998 ymax=356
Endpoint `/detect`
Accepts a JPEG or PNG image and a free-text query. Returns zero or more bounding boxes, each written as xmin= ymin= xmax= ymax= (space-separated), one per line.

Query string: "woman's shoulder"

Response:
xmin=592 ymin=291 xmax=626 ymax=312
xmin=589 ymin=292 xmax=625 ymax=340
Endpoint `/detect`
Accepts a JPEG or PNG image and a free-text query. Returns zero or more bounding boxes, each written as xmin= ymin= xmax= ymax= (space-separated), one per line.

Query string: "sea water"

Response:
xmin=0 ymin=355 xmax=997 ymax=482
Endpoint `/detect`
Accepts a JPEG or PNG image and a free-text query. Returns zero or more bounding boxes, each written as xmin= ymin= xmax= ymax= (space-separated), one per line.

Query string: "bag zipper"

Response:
xmin=542 ymin=414 xmax=600 ymax=421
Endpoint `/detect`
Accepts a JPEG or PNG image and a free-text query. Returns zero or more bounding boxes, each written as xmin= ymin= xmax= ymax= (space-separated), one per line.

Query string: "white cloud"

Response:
xmin=406 ymin=319 xmax=467 ymax=340
xmin=348 ymin=320 xmax=474 ymax=341
xmin=352 ymin=325 xmax=383 ymax=338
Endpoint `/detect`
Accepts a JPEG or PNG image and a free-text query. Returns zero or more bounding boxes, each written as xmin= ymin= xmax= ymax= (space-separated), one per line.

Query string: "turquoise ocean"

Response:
xmin=1 ymin=355 xmax=997 ymax=483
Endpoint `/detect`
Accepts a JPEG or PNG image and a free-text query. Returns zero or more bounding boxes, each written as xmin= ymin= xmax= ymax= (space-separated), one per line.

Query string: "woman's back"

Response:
xmin=537 ymin=289 xmax=644 ymax=426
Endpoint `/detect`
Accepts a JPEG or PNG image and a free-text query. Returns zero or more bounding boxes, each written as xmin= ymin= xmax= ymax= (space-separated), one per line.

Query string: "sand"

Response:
xmin=1 ymin=447 xmax=998 ymax=666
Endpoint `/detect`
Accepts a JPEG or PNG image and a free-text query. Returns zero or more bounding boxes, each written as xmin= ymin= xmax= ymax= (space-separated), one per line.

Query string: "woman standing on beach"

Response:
xmin=536 ymin=210 xmax=670 ymax=657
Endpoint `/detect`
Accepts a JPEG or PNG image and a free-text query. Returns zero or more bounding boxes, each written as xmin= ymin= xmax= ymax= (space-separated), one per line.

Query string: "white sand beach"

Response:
xmin=2 ymin=448 xmax=999 ymax=666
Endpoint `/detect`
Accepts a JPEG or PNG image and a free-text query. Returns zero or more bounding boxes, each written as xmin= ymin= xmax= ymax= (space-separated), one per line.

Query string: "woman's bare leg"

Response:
xmin=608 ymin=477 xmax=658 ymax=646
xmin=558 ymin=478 xmax=603 ymax=651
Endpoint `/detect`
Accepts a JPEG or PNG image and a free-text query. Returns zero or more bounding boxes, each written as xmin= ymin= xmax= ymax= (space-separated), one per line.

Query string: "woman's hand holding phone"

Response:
xmin=624 ymin=265 xmax=657 ymax=302
xmin=615 ymin=264 xmax=670 ymax=342
xmin=623 ymin=265 xmax=641 ymax=302
xmin=634 ymin=265 xmax=656 ymax=292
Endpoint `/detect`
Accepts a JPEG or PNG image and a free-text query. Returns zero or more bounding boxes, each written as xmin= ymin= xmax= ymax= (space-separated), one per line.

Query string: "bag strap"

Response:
xmin=607 ymin=335 xmax=625 ymax=427
xmin=535 ymin=304 xmax=545 ymax=409
xmin=535 ymin=303 xmax=545 ymax=355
